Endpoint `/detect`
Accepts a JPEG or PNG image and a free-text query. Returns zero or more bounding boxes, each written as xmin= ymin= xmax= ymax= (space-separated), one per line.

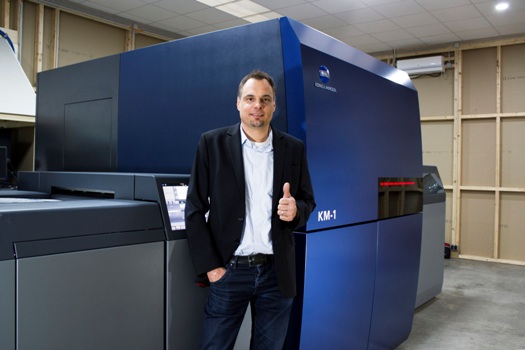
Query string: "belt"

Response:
xmin=231 ymin=254 xmax=273 ymax=267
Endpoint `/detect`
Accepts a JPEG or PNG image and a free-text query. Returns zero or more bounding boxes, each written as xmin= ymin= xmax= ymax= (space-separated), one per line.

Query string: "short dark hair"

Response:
xmin=237 ymin=70 xmax=276 ymax=98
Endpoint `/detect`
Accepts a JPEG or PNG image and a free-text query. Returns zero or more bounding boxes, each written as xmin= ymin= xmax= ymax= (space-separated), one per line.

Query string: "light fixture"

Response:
xmin=495 ymin=2 xmax=509 ymax=11
xmin=243 ymin=12 xmax=281 ymax=23
xmin=197 ymin=0 xmax=234 ymax=6
xmin=196 ymin=0 xmax=280 ymax=23
xmin=217 ymin=1 xmax=269 ymax=18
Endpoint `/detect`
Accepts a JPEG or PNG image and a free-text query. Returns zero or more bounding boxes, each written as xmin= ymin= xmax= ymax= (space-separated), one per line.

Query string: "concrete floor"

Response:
xmin=398 ymin=258 xmax=525 ymax=350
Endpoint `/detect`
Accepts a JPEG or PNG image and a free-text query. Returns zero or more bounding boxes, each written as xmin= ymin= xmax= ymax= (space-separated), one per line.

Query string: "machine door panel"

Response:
xmin=298 ymin=223 xmax=377 ymax=349
xmin=369 ymin=214 xmax=423 ymax=349
xmin=17 ymin=242 xmax=164 ymax=350
xmin=0 ymin=260 xmax=15 ymax=350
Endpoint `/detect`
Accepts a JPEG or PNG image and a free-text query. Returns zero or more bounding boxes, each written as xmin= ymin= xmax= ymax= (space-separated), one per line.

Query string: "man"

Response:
xmin=185 ymin=70 xmax=316 ymax=350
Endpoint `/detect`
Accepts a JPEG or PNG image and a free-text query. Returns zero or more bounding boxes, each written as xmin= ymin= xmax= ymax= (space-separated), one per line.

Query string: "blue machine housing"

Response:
xmin=35 ymin=17 xmax=423 ymax=349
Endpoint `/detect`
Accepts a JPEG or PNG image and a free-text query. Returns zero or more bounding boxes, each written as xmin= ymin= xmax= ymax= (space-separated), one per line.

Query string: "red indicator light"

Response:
xmin=380 ymin=181 xmax=415 ymax=187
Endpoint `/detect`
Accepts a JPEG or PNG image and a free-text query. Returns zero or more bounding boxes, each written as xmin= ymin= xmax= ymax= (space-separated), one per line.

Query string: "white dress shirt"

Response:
xmin=234 ymin=126 xmax=274 ymax=256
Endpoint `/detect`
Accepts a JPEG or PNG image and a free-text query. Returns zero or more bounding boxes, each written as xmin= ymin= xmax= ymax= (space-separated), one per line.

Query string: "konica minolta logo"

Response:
xmin=315 ymin=65 xmax=337 ymax=93
xmin=319 ymin=65 xmax=330 ymax=83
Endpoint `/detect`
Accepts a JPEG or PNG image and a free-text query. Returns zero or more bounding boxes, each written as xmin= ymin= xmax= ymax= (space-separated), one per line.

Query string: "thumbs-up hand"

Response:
xmin=278 ymin=182 xmax=297 ymax=222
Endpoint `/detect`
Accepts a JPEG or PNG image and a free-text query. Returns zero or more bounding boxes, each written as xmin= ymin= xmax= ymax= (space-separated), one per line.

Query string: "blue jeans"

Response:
xmin=199 ymin=261 xmax=294 ymax=350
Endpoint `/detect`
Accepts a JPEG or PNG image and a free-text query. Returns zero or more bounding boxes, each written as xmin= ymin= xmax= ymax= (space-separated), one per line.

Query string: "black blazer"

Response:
xmin=185 ymin=123 xmax=316 ymax=298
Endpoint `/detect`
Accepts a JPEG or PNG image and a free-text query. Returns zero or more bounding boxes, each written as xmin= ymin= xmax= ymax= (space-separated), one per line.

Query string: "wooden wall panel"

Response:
xmin=501 ymin=118 xmax=525 ymax=188
xmin=0 ymin=0 xmax=18 ymax=30
xmin=58 ymin=12 xmax=125 ymax=67
xmin=421 ymin=121 xmax=454 ymax=186
xmin=501 ymin=44 xmax=525 ymax=113
xmin=42 ymin=7 xmax=55 ymax=71
xmin=460 ymin=191 xmax=495 ymax=258
xmin=462 ymin=48 xmax=497 ymax=114
xmin=21 ymin=1 xmax=36 ymax=85
xmin=461 ymin=120 xmax=496 ymax=187
xmin=135 ymin=34 xmax=165 ymax=49
xmin=500 ymin=193 xmax=525 ymax=261
xmin=0 ymin=0 xmax=5 ymax=28
xmin=413 ymin=69 xmax=454 ymax=116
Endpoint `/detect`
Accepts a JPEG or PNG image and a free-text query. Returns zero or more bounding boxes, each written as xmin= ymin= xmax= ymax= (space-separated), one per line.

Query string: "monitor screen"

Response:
xmin=0 ymin=146 xmax=7 ymax=181
xmin=161 ymin=183 xmax=187 ymax=231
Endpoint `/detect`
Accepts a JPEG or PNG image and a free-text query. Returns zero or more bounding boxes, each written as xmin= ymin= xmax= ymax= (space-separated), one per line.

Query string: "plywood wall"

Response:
xmin=20 ymin=1 xmax=36 ymax=84
xmin=501 ymin=44 xmax=525 ymax=113
xmin=461 ymin=120 xmax=496 ymax=187
xmin=461 ymin=48 xmax=497 ymax=115
xmin=460 ymin=191 xmax=495 ymax=258
xmin=500 ymin=193 xmax=525 ymax=261
xmin=58 ymin=12 xmax=125 ymax=67
xmin=136 ymin=34 xmax=165 ymax=49
xmin=421 ymin=121 xmax=453 ymax=185
xmin=501 ymin=118 xmax=525 ymax=188
xmin=413 ymin=69 xmax=454 ymax=117
xmin=407 ymin=40 xmax=525 ymax=265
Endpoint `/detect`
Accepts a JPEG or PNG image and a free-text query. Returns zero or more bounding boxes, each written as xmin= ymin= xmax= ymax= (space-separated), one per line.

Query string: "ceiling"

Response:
xmin=43 ymin=0 xmax=525 ymax=54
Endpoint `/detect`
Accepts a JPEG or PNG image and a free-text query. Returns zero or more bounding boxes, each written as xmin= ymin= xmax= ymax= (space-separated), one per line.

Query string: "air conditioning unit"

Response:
xmin=396 ymin=56 xmax=444 ymax=75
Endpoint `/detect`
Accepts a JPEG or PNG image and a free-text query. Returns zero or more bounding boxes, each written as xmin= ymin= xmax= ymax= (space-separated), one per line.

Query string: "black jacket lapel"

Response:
xmin=227 ymin=123 xmax=246 ymax=198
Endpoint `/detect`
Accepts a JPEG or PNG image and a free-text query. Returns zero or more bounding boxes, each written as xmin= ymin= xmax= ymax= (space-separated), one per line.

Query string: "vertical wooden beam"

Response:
xmin=125 ymin=23 xmax=136 ymax=52
xmin=453 ymin=46 xmax=462 ymax=250
xmin=13 ymin=0 xmax=19 ymax=60
xmin=494 ymin=45 xmax=503 ymax=259
xmin=33 ymin=3 xmax=44 ymax=83
xmin=50 ymin=8 xmax=59 ymax=68
xmin=496 ymin=45 xmax=502 ymax=115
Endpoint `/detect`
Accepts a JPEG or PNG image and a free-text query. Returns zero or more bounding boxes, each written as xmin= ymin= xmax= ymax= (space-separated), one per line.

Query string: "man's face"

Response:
xmin=237 ymin=78 xmax=276 ymax=130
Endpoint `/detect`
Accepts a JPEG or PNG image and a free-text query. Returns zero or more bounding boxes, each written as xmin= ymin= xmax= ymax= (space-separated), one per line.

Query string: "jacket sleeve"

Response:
xmin=184 ymin=134 xmax=223 ymax=277
xmin=292 ymin=143 xmax=316 ymax=229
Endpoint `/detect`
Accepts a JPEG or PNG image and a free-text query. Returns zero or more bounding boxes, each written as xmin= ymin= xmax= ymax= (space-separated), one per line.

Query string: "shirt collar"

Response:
xmin=240 ymin=124 xmax=273 ymax=152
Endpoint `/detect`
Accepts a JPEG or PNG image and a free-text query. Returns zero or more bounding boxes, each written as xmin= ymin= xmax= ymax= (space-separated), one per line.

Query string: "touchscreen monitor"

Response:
xmin=161 ymin=184 xmax=187 ymax=231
